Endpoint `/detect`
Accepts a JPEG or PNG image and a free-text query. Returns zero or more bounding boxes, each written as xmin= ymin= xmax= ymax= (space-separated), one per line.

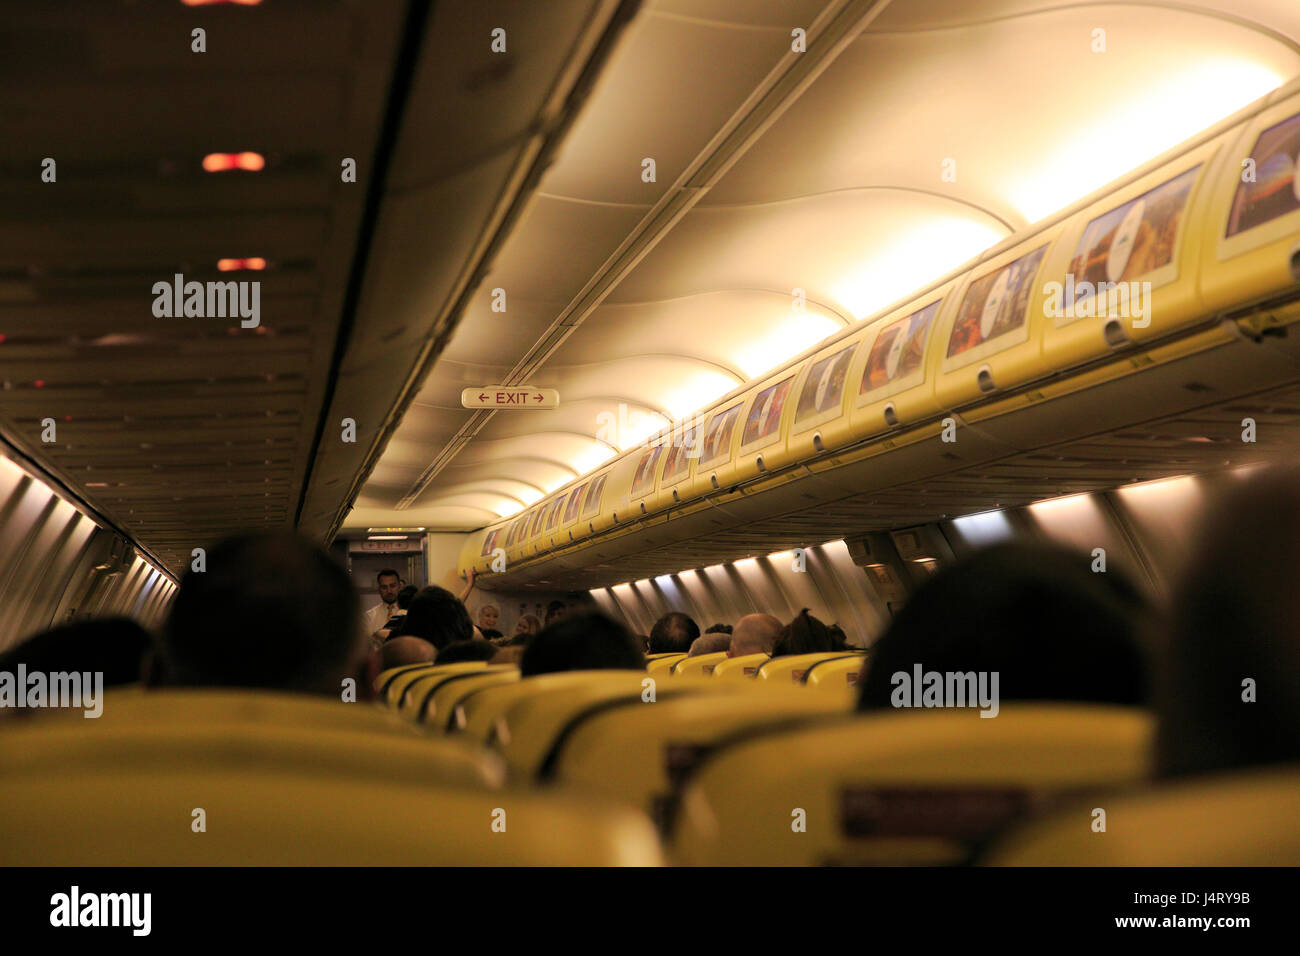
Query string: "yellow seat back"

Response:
xmin=374 ymin=662 xmax=434 ymax=696
xmin=756 ymin=652 xmax=858 ymax=685
xmin=672 ymin=705 xmax=1152 ymax=865
xmin=397 ymin=663 xmax=505 ymax=722
xmin=386 ymin=661 xmax=486 ymax=710
xmin=552 ymin=686 xmax=853 ymax=828
xmin=711 ymin=653 xmax=769 ymax=680
xmin=0 ymin=688 xmax=505 ymax=791
xmin=804 ymin=653 xmax=870 ymax=692
xmin=454 ymin=670 xmax=649 ymax=746
xmin=426 ymin=668 xmax=520 ymax=731
xmin=985 ymin=766 xmax=1300 ymax=866
xmin=0 ymin=770 xmax=663 ymax=865
xmin=494 ymin=671 xmax=728 ymax=780
xmin=646 ymin=654 xmax=686 ymax=675
xmin=671 ymin=651 xmax=728 ymax=678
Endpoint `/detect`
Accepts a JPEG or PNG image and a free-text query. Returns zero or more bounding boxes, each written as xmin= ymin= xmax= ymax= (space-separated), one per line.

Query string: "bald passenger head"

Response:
xmin=381 ymin=636 xmax=435 ymax=670
xmin=729 ymin=613 xmax=783 ymax=657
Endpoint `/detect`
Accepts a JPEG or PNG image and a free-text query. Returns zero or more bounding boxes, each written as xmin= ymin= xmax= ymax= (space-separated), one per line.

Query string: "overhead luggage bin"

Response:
xmin=933 ymin=229 xmax=1063 ymax=412
xmin=684 ymin=398 xmax=745 ymax=500
xmin=1202 ymin=89 xmax=1300 ymax=354
xmin=787 ymin=333 xmax=866 ymax=461
xmin=1038 ymin=138 xmax=1224 ymax=373
xmin=984 ymin=766 xmax=1300 ymax=866
xmin=732 ymin=366 xmax=802 ymax=483
xmin=848 ymin=286 xmax=952 ymax=444
xmin=579 ymin=468 xmax=614 ymax=537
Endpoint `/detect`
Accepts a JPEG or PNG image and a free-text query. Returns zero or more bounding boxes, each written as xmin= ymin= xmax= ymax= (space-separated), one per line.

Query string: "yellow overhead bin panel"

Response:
xmin=849 ymin=285 xmax=952 ymax=440
xmin=654 ymin=426 xmax=698 ymax=511
xmin=1039 ymin=139 xmax=1224 ymax=372
xmin=550 ymin=480 xmax=590 ymax=547
xmin=787 ymin=330 xmax=867 ymax=460
xmin=933 ymin=230 xmax=1063 ymax=411
xmin=1203 ymin=90 xmax=1300 ymax=319
xmin=730 ymin=366 xmax=801 ymax=484
xmin=601 ymin=444 xmax=644 ymax=531
xmin=685 ymin=398 xmax=745 ymax=499
xmin=578 ymin=468 xmax=614 ymax=536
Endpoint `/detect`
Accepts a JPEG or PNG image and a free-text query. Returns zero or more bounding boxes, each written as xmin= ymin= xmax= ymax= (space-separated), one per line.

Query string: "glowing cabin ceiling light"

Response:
xmin=1007 ymin=59 xmax=1285 ymax=224
xmin=731 ymin=314 xmax=843 ymax=379
xmin=831 ymin=218 xmax=1006 ymax=320
xmin=660 ymin=370 xmax=742 ymax=420
xmin=571 ymin=443 xmax=618 ymax=474
xmin=217 ymin=257 xmax=266 ymax=272
xmin=202 ymin=152 xmax=265 ymax=172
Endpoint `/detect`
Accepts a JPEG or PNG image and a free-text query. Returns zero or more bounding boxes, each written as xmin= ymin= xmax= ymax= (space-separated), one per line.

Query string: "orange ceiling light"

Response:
xmin=216 ymin=257 xmax=267 ymax=272
xmin=202 ymin=152 xmax=266 ymax=172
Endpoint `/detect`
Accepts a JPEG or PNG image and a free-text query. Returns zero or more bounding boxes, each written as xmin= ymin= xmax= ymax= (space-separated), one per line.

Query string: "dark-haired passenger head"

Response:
xmin=544 ymin=600 xmax=567 ymax=626
xmin=396 ymin=585 xmax=418 ymax=611
xmin=857 ymin=542 xmax=1150 ymax=712
xmin=688 ymin=633 xmax=733 ymax=656
xmin=771 ymin=609 xmax=847 ymax=658
xmin=1157 ymin=467 xmax=1300 ymax=779
xmin=161 ymin=532 xmax=363 ymax=694
xmin=392 ymin=586 xmax=472 ymax=651
xmin=520 ymin=611 xmax=645 ymax=677
xmin=648 ymin=612 xmax=700 ymax=655
xmin=435 ymin=638 xmax=499 ymax=665
xmin=0 ymin=617 xmax=153 ymax=689
xmin=705 ymin=623 xmax=732 ymax=635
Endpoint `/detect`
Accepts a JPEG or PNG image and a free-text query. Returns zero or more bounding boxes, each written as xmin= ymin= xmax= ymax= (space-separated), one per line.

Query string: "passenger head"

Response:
xmin=162 ymin=532 xmax=363 ymax=694
xmin=520 ymin=611 xmax=646 ymax=677
xmin=772 ymin=609 xmax=846 ymax=658
xmin=728 ymin=613 xmax=783 ymax=658
xmin=476 ymin=605 xmax=499 ymax=630
xmin=395 ymin=585 xmax=418 ymax=611
xmin=435 ymin=639 xmax=499 ymax=665
xmin=704 ymin=623 xmax=733 ymax=635
xmin=688 ymin=633 xmax=733 ymax=656
xmin=380 ymin=636 xmax=435 ymax=670
xmin=544 ymin=600 xmax=567 ymax=626
xmin=858 ymin=542 xmax=1151 ymax=712
xmin=376 ymin=569 xmax=401 ymax=607
xmin=0 ymin=617 xmax=153 ymax=689
xmin=648 ymin=612 xmax=700 ymax=655
xmin=1157 ymin=467 xmax=1300 ymax=779
xmin=394 ymin=586 xmax=473 ymax=651
xmin=514 ymin=614 xmax=541 ymax=637
xmin=491 ymin=644 xmax=525 ymax=666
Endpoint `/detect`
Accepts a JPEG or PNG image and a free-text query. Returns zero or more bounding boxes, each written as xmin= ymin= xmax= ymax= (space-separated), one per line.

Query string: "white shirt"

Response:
xmin=365 ymin=601 xmax=397 ymax=635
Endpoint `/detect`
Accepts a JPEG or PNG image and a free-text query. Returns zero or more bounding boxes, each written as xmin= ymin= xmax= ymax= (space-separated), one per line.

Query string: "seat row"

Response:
xmin=373 ymin=661 xmax=1300 ymax=865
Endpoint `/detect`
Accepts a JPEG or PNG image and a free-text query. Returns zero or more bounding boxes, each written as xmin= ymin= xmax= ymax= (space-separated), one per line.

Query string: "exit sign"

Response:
xmin=461 ymin=386 xmax=559 ymax=409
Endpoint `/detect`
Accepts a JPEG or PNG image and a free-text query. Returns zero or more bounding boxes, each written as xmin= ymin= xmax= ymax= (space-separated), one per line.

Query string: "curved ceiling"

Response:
xmin=345 ymin=0 xmax=1300 ymax=533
